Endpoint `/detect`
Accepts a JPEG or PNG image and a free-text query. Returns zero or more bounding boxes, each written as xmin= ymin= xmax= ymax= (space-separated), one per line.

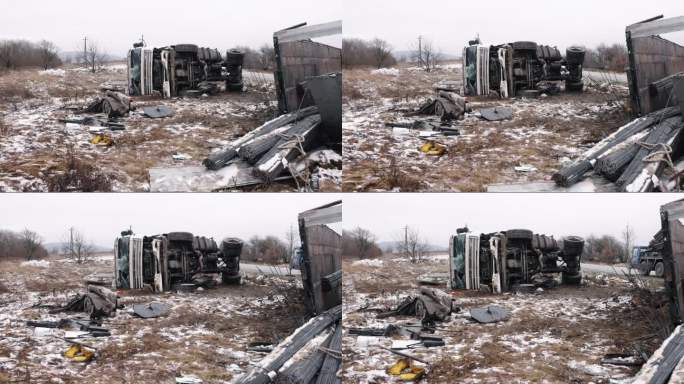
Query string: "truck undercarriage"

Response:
xmin=114 ymin=230 xmax=243 ymax=292
xmin=449 ymin=228 xmax=584 ymax=292
xmin=463 ymin=40 xmax=585 ymax=98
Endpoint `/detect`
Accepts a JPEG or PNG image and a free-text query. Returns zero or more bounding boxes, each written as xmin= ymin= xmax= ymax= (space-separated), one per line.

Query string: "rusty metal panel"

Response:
xmin=628 ymin=35 xmax=684 ymax=115
xmin=275 ymin=40 xmax=341 ymax=114
xmin=661 ymin=200 xmax=684 ymax=323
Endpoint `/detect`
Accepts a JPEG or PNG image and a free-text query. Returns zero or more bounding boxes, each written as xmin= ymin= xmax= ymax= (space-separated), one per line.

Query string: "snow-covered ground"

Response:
xmin=343 ymin=64 xmax=629 ymax=192
xmin=0 ymin=64 xmax=341 ymax=192
xmin=342 ymin=254 xmax=667 ymax=383
xmin=0 ymin=256 xmax=307 ymax=383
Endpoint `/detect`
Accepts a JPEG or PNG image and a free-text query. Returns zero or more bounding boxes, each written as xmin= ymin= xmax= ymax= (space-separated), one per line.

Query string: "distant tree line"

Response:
xmin=0 ymin=39 xmax=62 ymax=71
xmin=342 ymin=227 xmax=383 ymax=259
xmin=234 ymin=44 xmax=276 ymax=71
xmin=342 ymin=38 xmax=397 ymax=69
xmin=0 ymin=229 xmax=48 ymax=261
xmin=241 ymin=235 xmax=289 ymax=264
xmin=583 ymin=43 xmax=628 ymax=72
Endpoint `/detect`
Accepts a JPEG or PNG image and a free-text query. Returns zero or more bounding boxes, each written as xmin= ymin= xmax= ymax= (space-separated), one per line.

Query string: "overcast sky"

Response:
xmin=343 ymin=194 xmax=683 ymax=246
xmin=344 ymin=0 xmax=684 ymax=54
xmin=0 ymin=194 xmax=341 ymax=247
xmin=0 ymin=0 xmax=341 ymax=56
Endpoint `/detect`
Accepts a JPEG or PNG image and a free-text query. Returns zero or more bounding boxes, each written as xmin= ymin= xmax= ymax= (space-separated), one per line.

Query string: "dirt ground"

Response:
xmin=0 ymin=64 xmax=341 ymax=192
xmin=342 ymin=63 xmax=631 ymax=192
xmin=0 ymin=255 xmax=307 ymax=383
xmin=342 ymin=253 xmax=670 ymax=384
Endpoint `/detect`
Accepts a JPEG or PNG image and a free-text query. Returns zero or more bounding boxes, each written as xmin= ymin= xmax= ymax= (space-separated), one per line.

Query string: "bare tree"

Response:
xmin=410 ymin=37 xmax=439 ymax=72
xmin=622 ymin=224 xmax=635 ymax=265
xmin=38 ymin=40 xmax=59 ymax=70
xmin=284 ymin=224 xmax=299 ymax=263
xmin=258 ymin=44 xmax=275 ymax=70
xmin=351 ymin=227 xmax=377 ymax=260
xmin=82 ymin=40 xmax=106 ymax=73
xmin=61 ymin=227 xmax=94 ymax=264
xmin=397 ymin=226 xmax=429 ymax=263
xmin=21 ymin=229 xmax=42 ymax=261
xmin=370 ymin=38 xmax=392 ymax=69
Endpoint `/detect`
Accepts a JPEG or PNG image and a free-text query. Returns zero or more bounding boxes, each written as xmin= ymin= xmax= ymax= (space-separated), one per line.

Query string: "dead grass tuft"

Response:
xmin=0 ymin=82 xmax=34 ymax=100
xmin=375 ymin=156 xmax=423 ymax=191
xmin=0 ymin=115 xmax=8 ymax=137
xmin=42 ymin=146 xmax=113 ymax=192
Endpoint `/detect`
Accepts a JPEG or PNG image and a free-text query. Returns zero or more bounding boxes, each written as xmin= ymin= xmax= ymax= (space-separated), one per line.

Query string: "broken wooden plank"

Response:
xmin=314 ymin=323 xmax=342 ymax=384
xmin=234 ymin=305 xmax=342 ymax=384
xmin=617 ymin=117 xmax=683 ymax=191
xmin=202 ymin=106 xmax=318 ymax=170
xmin=254 ymin=114 xmax=322 ymax=181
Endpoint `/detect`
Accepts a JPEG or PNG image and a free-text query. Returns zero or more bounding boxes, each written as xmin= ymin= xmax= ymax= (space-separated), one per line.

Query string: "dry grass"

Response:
xmin=0 ymin=82 xmax=34 ymax=100
xmin=42 ymin=146 xmax=114 ymax=192
xmin=0 ymin=114 xmax=8 ymax=137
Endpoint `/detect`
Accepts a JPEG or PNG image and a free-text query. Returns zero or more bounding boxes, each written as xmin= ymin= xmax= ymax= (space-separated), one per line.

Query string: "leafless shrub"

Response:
xmin=377 ymin=156 xmax=422 ymax=191
xmin=0 ymin=115 xmax=8 ymax=136
xmin=0 ymin=82 xmax=35 ymax=100
xmin=20 ymin=229 xmax=43 ymax=261
xmin=61 ymin=227 xmax=94 ymax=264
xmin=395 ymin=225 xmax=429 ymax=263
xmin=341 ymin=227 xmax=381 ymax=259
xmin=82 ymin=40 xmax=107 ymax=73
xmin=343 ymin=38 xmax=397 ymax=68
xmin=43 ymin=146 xmax=113 ymax=192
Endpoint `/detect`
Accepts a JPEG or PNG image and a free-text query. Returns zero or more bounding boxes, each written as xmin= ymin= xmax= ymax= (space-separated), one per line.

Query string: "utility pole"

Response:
xmin=83 ymin=37 xmax=88 ymax=69
xmin=418 ymin=36 xmax=423 ymax=67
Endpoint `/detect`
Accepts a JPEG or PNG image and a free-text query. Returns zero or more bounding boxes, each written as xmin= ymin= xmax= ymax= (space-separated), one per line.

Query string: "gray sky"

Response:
xmin=344 ymin=0 xmax=684 ymax=54
xmin=0 ymin=0 xmax=342 ymax=56
xmin=0 ymin=194 xmax=342 ymax=247
xmin=343 ymin=194 xmax=682 ymax=246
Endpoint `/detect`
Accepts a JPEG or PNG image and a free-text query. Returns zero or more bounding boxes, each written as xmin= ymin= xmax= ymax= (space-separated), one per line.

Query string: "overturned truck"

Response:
xmin=449 ymin=228 xmax=584 ymax=292
xmin=127 ymin=43 xmax=244 ymax=98
xmin=114 ymin=230 xmax=243 ymax=292
xmin=463 ymin=39 xmax=585 ymax=98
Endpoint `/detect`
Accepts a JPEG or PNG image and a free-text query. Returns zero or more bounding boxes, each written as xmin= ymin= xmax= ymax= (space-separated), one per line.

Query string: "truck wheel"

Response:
xmin=566 ymin=81 xmax=584 ymax=92
xmin=561 ymin=272 xmax=582 ymax=285
xmin=511 ymin=41 xmax=538 ymax=52
xmin=414 ymin=298 xmax=427 ymax=321
xmin=174 ymin=44 xmax=199 ymax=54
xmin=167 ymin=232 xmax=194 ymax=242
xmin=506 ymin=229 xmax=533 ymax=241
xmin=655 ymin=262 xmax=665 ymax=278
xmin=222 ymin=273 xmax=242 ymax=285
xmin=102 ymin=100 xmax=112 ymax=117
xmin=563 ymin=236 xmax=585 ymax=256
xmin=640 ymin=261 xmax=651 ymax=276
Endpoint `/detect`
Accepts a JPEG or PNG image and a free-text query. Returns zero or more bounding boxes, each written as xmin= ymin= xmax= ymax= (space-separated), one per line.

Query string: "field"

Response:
xmin=0 ymin=64 xmax=340 ymax=192
xmin=341 ymin=253 xmax=669 ymax=384
xmin=342 ymin=63 xmax=630 ymax=192
xmin=0 ymin=255 xmax=306 ymax=383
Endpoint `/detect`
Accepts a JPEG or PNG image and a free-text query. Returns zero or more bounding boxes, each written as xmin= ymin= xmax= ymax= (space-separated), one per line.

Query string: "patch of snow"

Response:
xmin=352 ymin=259 xmax=384 ymax=267
xmin=20 ymin=260 xmax=50 ymax=268
xmin=371 ymin=68 xmax=400 ymax=76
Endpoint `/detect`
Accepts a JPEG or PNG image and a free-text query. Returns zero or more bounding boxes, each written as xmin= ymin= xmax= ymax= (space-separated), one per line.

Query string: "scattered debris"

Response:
xmin=419 ymin=141 xmax=447 ymax=157
xmin=479 ymin=107 xmax=514 ymax=121
xmin=142 ymin=105 xmax=174 ymax=118
xmin=63 ymin=344 xmax=94 ymax=363
xmin=172 ymin=153 xmax=192 ymax=161
xmin=84 ymin=91 xmax=131 ymax=118
xmin=132 ymin=302 xmax=170 ymax=319
xmin=378 ymin=287 xmax=455 ymax=324
xmin=175 ymin=374 xmax=203 ymax=384
xmin=387 ymin=358 xmax=426 ymax=381
xmin=411 ymin=91 xmax=466 ymax=122
xmin=52 ymin=286 xmax=119 ymax=319
xmin=470 ymin=305 xmax=511 ymax=323
xmin=514 ymin=164 xmax=538 ymax=173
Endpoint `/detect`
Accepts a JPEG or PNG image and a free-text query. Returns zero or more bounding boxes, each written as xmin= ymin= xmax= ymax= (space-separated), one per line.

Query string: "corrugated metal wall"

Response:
xmin=630 ymin=36 xmax=684 ymax=115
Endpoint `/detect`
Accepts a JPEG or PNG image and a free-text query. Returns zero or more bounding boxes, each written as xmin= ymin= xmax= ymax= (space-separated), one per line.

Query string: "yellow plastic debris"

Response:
xmin=419 ymin=141 xmax=446 ymax=156
xmin=64 ymin=344 xmax=94 ymax=362
xmin=388 ymin=358 xmax=426 ymax=381
xmin=399 ymin=367 xmax=426 ymax=381
xmin=388 ymin=358 xmax=410 ymax=375
xmin=90 ymin=134 xmax=113 ymax=146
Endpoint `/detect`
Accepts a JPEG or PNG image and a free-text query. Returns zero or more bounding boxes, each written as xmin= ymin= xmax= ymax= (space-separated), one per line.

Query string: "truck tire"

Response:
xmin=566 ymin=47 xmax=586 ymax=66
xmin=655 ymin=262 xmax=665 ymax=278
xmin=222 ymin=273 xmax=242 ymax=285
xmin=102 ymin=100 xmax=112 ymax=117
xmin=506 ymin=229 xmax=533 ymax=241
xmin=561 ymin=272 xmax=582 ymax=285
xmin=512 ymin=41 xmax=538 ymax=52
xmin=640 ymin=261 xmax=652 ymax=276
xmin=566 ymin=81 xmax=584 ymax=92
xmin=563 ymin=236 xmax=584 ymax=255
xmin=174 ymin=44 xmax=198 ymax=54
xmin=167 ymin=232 xmax=194 ymax=242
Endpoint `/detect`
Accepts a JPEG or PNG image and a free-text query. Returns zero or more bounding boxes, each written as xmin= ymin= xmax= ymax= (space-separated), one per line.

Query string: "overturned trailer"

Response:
xmin=463 ymin=39 xmax=585 ymax=97
xmin=114 ymin=230 xmax=243 ymax=292
xmin=127 ymin=43 xmax=244 ymax=98
xmin=449 ymin=228 xmax=584 ymax=292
